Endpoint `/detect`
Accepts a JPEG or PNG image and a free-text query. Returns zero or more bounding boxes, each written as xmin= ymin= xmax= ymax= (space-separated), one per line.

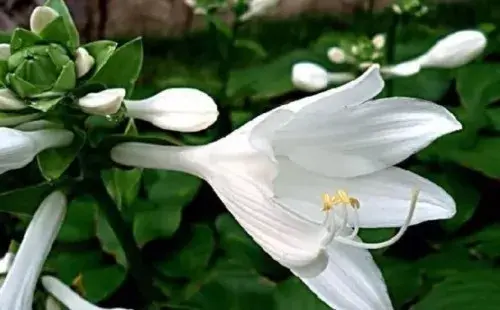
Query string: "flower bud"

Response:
xmin=418 ymin=30 xmax=487 ymax=69
xmin=0 ymin=128 xmax=73 ymax=175
xmin=240 ymin=0 xmax=279 ymax=21
xmin=292 ymin=62 xmax=329 ymax=92
xmin=0 ymin=89 xmax=26 ymax=110
xmin=0 ymin=44 xmax=10 ymax=61
xmin=75 ymin=47 xmax=95 ymax=78
xmin=30 ymin=6 xmax=60 ymax=35
xmin=125 ymin=88 xmax=219 ymax=132
xmin=327 ymin=47 xmax=346 ymax=64
xmin=372 ymin=34 xmax=386 ymax=50
xmin=78 ymin=89 xmax=125 ymax=116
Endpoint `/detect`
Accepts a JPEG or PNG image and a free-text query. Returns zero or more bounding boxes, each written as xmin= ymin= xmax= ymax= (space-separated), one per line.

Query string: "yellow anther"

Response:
xmin=321 ymin=189 xmax=360 ymax=212
xmin=322 ymin=193 xmax=334 ymax=211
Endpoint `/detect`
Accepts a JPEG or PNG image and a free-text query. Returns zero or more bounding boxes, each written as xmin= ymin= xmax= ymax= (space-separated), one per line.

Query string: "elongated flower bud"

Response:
xmin=292 ymin=62 xmax=329 ymax=92
xmin=0 ymin=89 xmax=27 ymax=110
xmin=75 ymin=47 xmax=95 ymax=78
xmin=78 ymin=89 xmax=125 ymax=116
xmin=30 ymin=6 xmax=60 ymax=34
xmin=125 ymin=88 xmax=219 ymax=132
xmin=0 ymin=127 xmax=73 ymax=175
xmin=0 ymin=191 xmax=67 ymax=310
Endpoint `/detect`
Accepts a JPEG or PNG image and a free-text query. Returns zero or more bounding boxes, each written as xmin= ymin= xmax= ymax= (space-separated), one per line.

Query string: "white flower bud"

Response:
xmin=372 ymin=34 xmax=386 ymax=50
xmin=292 ymin=62 xmax=329 ymax=92
xmin=418 ymin=30 xmax=487 ymax=69
xmin=125 ymin=88 xmax=219 ymax=132
xmin=0 ymin=128 xmax=73 ymax=175
xmin=0 ymin=89 xmax=26 ymax=111
xmin=327 ymin=47 xmax=346 ymax=64
xmin=0 ymin=44 xmax=10 ymax=61
xmin=392 ymin=4 xmax=402 ymax=14
xmin=240 ymin=0 xmax=279 ymax=21
xmin=381 ymin=60 xmax=422 ymax=78
xmin=75 ymin=47 xmax=95 ymax=78
xmin=78 ymin=89 xmax=125 ymax=116
xmin=30 ymin=6 xmax=60 ymax=35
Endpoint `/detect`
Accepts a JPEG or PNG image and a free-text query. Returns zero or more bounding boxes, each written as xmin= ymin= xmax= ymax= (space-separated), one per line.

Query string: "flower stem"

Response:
xmin=385 ymin=12 xmax=400 ymax=97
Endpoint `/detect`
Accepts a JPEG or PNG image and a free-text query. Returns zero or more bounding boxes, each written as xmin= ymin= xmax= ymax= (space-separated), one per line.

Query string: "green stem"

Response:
xmin=385 ymin=12 xmax=400 ymax=97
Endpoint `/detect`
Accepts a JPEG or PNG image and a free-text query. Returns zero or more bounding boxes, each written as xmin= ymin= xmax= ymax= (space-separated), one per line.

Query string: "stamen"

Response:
xmin=335 ymin=189 xmax=420 ymax=249
xmin=346 ymin=206 xmax=360 ymax=239
xmin=320 ymin=189 xmax=359 ymax=246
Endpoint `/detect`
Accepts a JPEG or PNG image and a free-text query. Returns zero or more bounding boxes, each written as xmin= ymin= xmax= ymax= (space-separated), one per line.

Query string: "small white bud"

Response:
xmin=327 ymin=47 xmax=346 ymax=64
xmin=418 ymin=30 xmax=487 ymax=69
xmin=0 ymin=44 xmax=10 ymax=61
xmin=125 ymin=88 xmax=219 ymax=132
xmin=30 ymin=6 xmax=60 ymax=34
xmin=392 ymin=4 xmax=402 ymax=14
xmin=78 ymin=88 xmax=125 ymax=116
xmin=0 ymin=89 xmax=27 ymax=110
xmin=240 ymin=0 xmax=279 ymax=21
xmin=75 ymin=47 xmax=95 ymax=78
xmin=351 ymin=46 xmax=359 ymax=55
xmin=372 ymin=34 xmax=386 ymax=50
xmin=291 ymin=62 xmax=329 ymax=92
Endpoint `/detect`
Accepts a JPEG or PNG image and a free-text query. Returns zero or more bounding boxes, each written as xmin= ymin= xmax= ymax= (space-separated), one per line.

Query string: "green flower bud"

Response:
xmin=4 ymin=43 xmax=76 ymax=99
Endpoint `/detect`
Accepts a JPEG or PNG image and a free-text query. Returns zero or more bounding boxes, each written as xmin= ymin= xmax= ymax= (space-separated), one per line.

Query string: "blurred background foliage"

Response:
xmin=3 ymin=0 xmax=500 ymax=309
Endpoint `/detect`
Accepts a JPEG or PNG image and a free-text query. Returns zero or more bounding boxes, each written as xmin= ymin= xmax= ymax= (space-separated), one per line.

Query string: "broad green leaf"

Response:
xmin=274 ymin=278 xmax=329 ymax=310
xmin=7 ymin=73 xmax=44 ymax=98
xmin=132 ymin=199 xmax=182 ymax=247
xmin=413 ymin=271 xmax=500 ymax=310
xmin=456 ymin=63 xmax=500 ymax=110
xmin=96 ymin=208 xmax=127 ymax=267
xmin=461 ymin=225 xmax=500 ymax=259
xmin=77 ymin=265 xmax=127 ymax=302
xmin=10 ymin=28 xmax=42 ymax=53
xmin=44 ymin=0 xmax=80 ymax=50
xmin=392 ymin=69 xmax=451 ymax=101
xmin=231 ymin=110 xmax=254 ymax=129
xmin=39 ymin=17 xmax=71 ymax=49
xmin=47 ymin=249 xmax=105 ymax=283
xmin=156 ymin=224 xmax=215 ymax=278
xmin=378 ymin=258 xmax=421 ymax=309
xmin=30 ymin=96 xmax=64 ymax=112
xmin=143 ymin=170 xmax=200 ymax=206
xmin=57 ymin=196 xmax=97 ymax=243
xmin=0 ymin=182 xmax=54 ymax=215
xmin=52 ymin=61 xmax=76 ymax=92
xmin=82 ymin=40 xmax=118 ymax=74
xmin=215 ymin=213 xmax=284 ymax=276
xmin=0 ymin=111 xmax=41 ymax=127
xmin=235 ymin=39 xmax=267 ymax=58
xmin=37 ymin=128 xmax=86 ymax=180
xmin=87 ymin=38 xmax=143 ymax=97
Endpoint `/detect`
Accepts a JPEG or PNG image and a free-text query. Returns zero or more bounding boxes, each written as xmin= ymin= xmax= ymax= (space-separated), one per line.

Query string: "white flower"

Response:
xmin=42 ymin=276 xmax=131 ymax=310
xmin=78 ymin=89 xmax=125 ymax=116
xmin=0 ymin=44 xmax=10 ymax=61
xmin=30 ymin=6 xmax=60 ymax=35
xmin=0 ymin=127 xmax=74 ymax=175
xmin=0 ymin=89 xmax=27 ymax=110
xmin=75 ymin=47 xmax=95 ymax=78
xmin=111 ymin=65 xmax=460 ymax=309
xmin=240 ymin=0 xmax=279 ymax=21
xmin=0 ymin=191 xmax=67 ymax=310
xmin=372 ymin=34 xmax=386 ymax=50
xmin=327 ymin=47 xmax=347 ymax=64
xmin=124 ymin=88 xmax=219 ymax=132
xmin=292 ymin=62 xmax=355 ymax=93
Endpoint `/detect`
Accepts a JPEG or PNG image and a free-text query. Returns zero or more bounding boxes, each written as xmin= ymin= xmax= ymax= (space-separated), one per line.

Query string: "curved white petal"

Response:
xmin=275 ymin=159 xmax=455 ymax=228
xmin=42 ymin=276 xmax=131 ymax=310
xmin=30 ymin=6 xmax=59 ymax=34
xmin=75 ymin=47 xmax=95 ymax=78
xmin=78 ymin=89 xmax=125 ymax=115
xmin=240 ymin=0 xmax=279 ymax=21
xmin=272 ymin=97 xmax=461 ymax=178
xmin=124 ymin=88 xmax=218 ymax=132
xmin=295 ymin=236 xmax=393 ymax=310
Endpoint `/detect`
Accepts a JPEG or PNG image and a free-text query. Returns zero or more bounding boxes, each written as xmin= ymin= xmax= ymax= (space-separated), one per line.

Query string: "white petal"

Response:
xmin=124 ymin=88 xmax=218 ymax=132
xmin=240 ymin=0 xmax=278 ymax=21
xmin=291 ymin=62 xmax=329 ymax=92
xmin=75 ymin=47 xmax=95 ymax=78
xmin=295 ymin=237 xmax=393 ymax=310
xmin=0 ymin=88 xmax=27 ymax=110
xmin=30 ymin=6 xmax=59 ymax=34
xmin=78 ymin=89 xmax=125 ymax=115
xmin=275 ymin=159 xmax=455 ymax=228
xmin=0 ymin=44 xmax=10 ymax=61
xmin=273 ymin=97 xmax=461 ymax=178
xmin=0 ymin=253 xmax=14 ymax=275
xmin=381 ymin=60 xmax=421 ymax=77
xmin=42 ymin=276 xmax=131 ymax=310
xmin=0 ymin=191 xmax=66 ymax=309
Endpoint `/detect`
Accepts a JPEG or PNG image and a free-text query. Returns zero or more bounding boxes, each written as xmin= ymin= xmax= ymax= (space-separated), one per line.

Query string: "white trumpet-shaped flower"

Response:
xmin=42 ymin=276 xmax=131 ymax=310
xmin=75 ymin=47 xmax=95 ymax=78
xmin=124 ymin=88 xmax=219 ymax=132
xmin=111 ymin=65 xmax=460 ymax=309
xmin=0 ymin=191 xmax=67 ymax=310
xmin=0 ymin=127 xmax=74 ymax=175
xmin=292 ymin=62 xmax=355 ymax=92
xmin=78 ymin=89 xmax=125 ymax=116
xmin=0 ymin=89 xmax=27 ymax=110
xmin=382 ymin=30 xmax=487 ymax=77
xmin=30 ymin=6 xmax=60 ymax=35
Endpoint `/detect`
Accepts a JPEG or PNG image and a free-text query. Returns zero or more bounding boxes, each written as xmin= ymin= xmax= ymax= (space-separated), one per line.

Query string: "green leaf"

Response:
xmin=413 ymin=271 xmax=500 ymax=310
xmin=392 ymin=69 xmax=451 ymax=101
xmin=0 ymin=182 xmax=54 ymax=215
xmin=235 ymin=39 xmax=267 ymax=58
xmin=156 ymin=224 xmax=215 ymax=278
xmin=461 ymin=225 xmax=500 ymax=259
xmin=37 ymin=128 xmax=85 ymax=180
xmin=39 ymin=17 xmax=71 ymax=49
xmin=57 ymin=196 xmax=97 ymax=242
xmin=10 ymin=28 xmax=42 ymax=53
xmin=44 ymin=0 xmax=80 ymax=50
xmin=87 ymin=38 xmax=143 ymax=97
xmin=47 ymin=249 xmax=105 ymax=283
xmin=82 ymin=40 xmax=118 ymax=75
xmin=7 ymin=73 xmax=44 ymax=98
xmin=78 ymin=265 xmax=126 ymax=303
xmin=143 ymin=170 xmax=200 ymax=206
xmin=0 ymin=60 xmax=8 ymax=82
xmin=215 ymin=213 xmax=283 ymax=276
xmin=231 ymin=110 xmax=254 ymax=129
xmin=30 ymin=96 xmax=64 ymax=112
xmin=456 ymin=64 xmax=500 ymax=110
xmin=378 ymin=258 xmax=421 ymax=309
xmin=132 ymin=199 xmax=182 ymax=247
xmin=274 ymin=277 xmax=329 ymax=310
xmin=52 ymin=61 xmax=76 ymax=92
xmin=96 ymin=208 xmax=127 ymax=267
xmin=0 ymin=111 xmax=41 ymax=127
